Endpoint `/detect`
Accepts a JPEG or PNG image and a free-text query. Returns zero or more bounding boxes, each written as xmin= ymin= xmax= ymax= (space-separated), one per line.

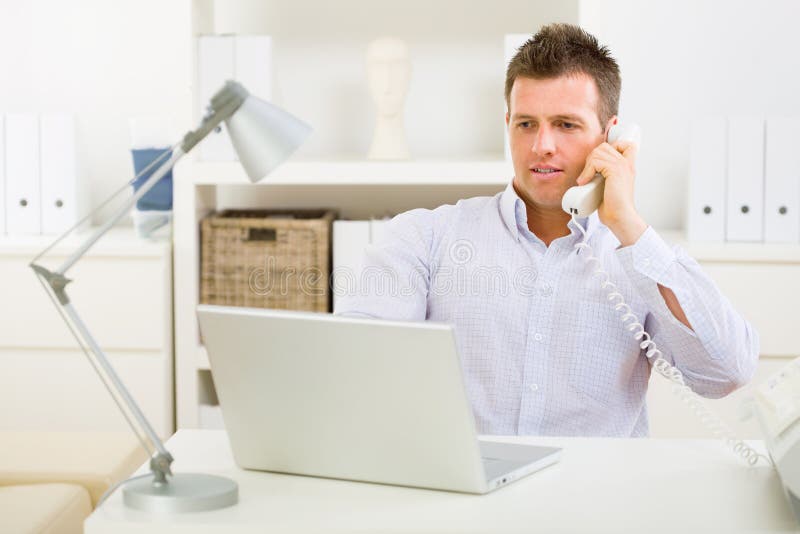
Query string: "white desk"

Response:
xmin=85 ymin=430 xmax=799 ymax=533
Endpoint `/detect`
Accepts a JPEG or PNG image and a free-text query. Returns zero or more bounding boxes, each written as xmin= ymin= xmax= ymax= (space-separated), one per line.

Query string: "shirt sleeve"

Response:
xmin=333 ymin=209 xmax=433 ymax=321
xmin=614 ymin=226 xmax=760 ymax=398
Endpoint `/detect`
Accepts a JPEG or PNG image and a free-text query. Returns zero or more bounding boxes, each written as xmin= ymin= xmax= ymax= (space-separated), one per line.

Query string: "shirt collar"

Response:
xmin=499 ymin=180 xmax=601 ymax=243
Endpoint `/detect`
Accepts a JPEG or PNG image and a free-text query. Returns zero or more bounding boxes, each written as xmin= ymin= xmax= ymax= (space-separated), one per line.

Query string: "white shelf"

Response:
xmin=0 ymin=226 xmax=171 ymax=257
xmin=182 ymin=159 xmax=513 ymax=186
xmin=660 ymin=231 xmax=800 ymax=263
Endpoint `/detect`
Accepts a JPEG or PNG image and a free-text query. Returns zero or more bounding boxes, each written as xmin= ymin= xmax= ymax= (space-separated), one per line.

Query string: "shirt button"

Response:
xmin=540 ymin=284 xmax=553 ymax=297
xmin=529 ymin=384 xmax=539 ymax=392
xmin=534 ymin=333 xmax=543 ymax=341
xmin=642 ymin=258 xmax=651 ymax=266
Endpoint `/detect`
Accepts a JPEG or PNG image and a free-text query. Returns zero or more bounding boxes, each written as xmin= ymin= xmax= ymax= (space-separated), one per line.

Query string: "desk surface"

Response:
xmin=85 ymin=430 xmax=799 ymax=533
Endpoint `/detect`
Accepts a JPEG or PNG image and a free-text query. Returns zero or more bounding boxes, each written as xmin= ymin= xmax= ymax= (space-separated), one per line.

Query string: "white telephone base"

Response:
xmin=753 ymin=356 xmax=800 ymax=524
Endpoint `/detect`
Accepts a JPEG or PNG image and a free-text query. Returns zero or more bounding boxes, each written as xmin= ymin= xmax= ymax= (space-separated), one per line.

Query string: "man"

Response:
xmin=335 ymin=23 xmax=758 ymax=437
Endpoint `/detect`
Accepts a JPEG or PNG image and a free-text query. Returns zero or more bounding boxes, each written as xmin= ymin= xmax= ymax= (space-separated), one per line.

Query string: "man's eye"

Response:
xmin=560 ymin=122 xmax=576 ymax=129
xmin=519 ymin=121 xmax=531 ymax=128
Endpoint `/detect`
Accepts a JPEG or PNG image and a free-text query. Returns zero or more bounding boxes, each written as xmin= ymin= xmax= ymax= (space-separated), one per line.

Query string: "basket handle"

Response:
xmin=246 ymin=228 xmax=277 ymax=242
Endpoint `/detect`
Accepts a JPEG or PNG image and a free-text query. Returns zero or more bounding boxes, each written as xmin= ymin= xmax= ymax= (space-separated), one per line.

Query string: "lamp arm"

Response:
xmin=29 ymin=147 xmax=187 ymax=483
xmin=28 ymin=145 xmax=185 ymax=472
xmin=69 ymin=298 xmax=175 ymax=481
xmin=26 ymin=81 xmax=250 ymax=487
xmin=30 ymin=261 xmax=177 ymax=483
xmin=23 ymin=80 xmax=262 ymax=510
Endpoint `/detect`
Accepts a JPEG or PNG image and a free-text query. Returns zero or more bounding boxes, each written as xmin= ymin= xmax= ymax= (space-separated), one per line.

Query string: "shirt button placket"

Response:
xmin=519 ymin=247 xmax=544 ymax=433
xmin=530 ymin=258 xmax=556 ymax=430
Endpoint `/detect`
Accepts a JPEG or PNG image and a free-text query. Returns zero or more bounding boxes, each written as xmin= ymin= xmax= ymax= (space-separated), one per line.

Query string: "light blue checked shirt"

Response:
xmin=334 ymin=182 xmax=759 ymax=437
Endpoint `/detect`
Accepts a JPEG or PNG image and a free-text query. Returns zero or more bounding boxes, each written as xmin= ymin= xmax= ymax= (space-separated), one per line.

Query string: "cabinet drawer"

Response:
xmin=0 ymin=255 xmax=170 ymax=351
xmin=699 ymin=262 xmax=799 ymax=356
xmin=0 ymin=348 xmax=173 ymax=438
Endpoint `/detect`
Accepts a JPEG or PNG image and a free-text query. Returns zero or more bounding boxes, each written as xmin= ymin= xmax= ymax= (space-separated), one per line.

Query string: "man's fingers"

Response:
xmin=576 ymin=157 xmax=598 ymax=185
xmin=578 ymin=151 xmax=617 ymax=185
xmin=576 ymin=141 xmax=637 ymax=186
xmin=613 ymin=140 xmax=638 ymax=165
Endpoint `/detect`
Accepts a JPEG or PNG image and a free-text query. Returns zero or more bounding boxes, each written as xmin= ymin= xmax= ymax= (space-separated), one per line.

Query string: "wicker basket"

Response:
xmin=200 ymin=209 xmax=336 ymax=312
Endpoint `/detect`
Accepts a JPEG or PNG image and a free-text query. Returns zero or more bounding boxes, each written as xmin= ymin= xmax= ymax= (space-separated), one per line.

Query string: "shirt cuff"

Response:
xmin=614 ymin=226 xmax=677 ymax=286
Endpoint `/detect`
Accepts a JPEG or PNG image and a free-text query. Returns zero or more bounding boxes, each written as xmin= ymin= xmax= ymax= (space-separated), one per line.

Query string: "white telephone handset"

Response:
xmin=561 ymin=123 xmax=642 ymax=217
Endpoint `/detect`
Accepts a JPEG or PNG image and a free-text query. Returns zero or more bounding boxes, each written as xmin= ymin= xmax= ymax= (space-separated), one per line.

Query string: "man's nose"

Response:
xmin=531 ymin=125 xmax=556 ymax=156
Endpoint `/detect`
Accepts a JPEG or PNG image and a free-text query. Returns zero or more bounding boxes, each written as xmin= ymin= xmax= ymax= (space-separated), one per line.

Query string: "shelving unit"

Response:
xmin=174 ymin=0 xmax=577 ymax=428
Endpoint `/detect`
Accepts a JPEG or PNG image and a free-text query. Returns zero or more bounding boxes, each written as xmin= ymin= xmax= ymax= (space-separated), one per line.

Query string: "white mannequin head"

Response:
xmin=366 ymin=37 xmax=411 ymax=118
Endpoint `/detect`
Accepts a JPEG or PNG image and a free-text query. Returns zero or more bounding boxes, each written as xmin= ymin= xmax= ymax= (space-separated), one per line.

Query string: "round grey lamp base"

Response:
xmin=123 ymin=473 xmax=238 ymax=513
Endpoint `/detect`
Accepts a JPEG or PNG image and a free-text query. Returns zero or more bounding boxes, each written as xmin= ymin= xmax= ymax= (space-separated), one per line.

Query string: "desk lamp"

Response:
xmin=29 ymin=81 xmax=311 ymax=512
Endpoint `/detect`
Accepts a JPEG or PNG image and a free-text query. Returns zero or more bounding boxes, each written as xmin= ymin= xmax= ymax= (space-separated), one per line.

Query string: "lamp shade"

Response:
xmin=225 ymin=95 xmax=312 ymax=183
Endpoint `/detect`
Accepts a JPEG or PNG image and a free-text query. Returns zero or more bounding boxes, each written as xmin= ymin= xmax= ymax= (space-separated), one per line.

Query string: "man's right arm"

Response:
xmin=333 ymin=209 xmax=433 ymax=321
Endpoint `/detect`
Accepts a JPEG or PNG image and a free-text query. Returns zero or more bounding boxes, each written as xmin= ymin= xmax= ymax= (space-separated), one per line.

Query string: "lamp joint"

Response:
xmin=30 ymin=263 xmax=72 ymax=305
xmin=150 ymin=451 xmax=175 ymax=485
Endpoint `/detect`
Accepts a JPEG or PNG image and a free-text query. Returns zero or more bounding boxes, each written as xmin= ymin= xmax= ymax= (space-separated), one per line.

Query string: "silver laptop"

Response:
xmin=196 ymin=305 xmax=561 ymax=494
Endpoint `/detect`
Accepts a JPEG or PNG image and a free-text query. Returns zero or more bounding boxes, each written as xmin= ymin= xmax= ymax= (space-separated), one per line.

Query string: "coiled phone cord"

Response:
xmin=572 ymin=217 xmax=770 ymax=467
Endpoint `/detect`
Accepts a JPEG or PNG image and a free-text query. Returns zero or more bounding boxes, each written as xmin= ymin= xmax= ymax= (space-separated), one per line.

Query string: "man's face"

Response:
xmin=506 ymin=74 xmax=609 ymax=210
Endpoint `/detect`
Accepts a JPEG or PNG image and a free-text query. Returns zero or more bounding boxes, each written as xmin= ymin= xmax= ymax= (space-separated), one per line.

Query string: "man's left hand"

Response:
xmin=575 ymin=140 xmax=647 ymax=247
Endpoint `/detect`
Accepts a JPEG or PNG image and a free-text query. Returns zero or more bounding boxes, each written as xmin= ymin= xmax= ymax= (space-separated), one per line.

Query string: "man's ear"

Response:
xmin=603 ymin=115 xmax=618 ymax=140
xmin=505 ymin=111 xmax=510 ymax=127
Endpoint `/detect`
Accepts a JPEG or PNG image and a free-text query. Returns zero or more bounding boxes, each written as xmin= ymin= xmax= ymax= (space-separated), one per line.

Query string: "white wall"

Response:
xmin=0 ymin=0 xmax=193 ymax=222
xmin=579 ymin=0 xmax=800 ymax=230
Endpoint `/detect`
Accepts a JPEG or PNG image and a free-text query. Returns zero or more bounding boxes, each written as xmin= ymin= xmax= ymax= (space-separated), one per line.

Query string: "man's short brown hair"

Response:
xmin=505 ymin=23 xmax=621 ymax=127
